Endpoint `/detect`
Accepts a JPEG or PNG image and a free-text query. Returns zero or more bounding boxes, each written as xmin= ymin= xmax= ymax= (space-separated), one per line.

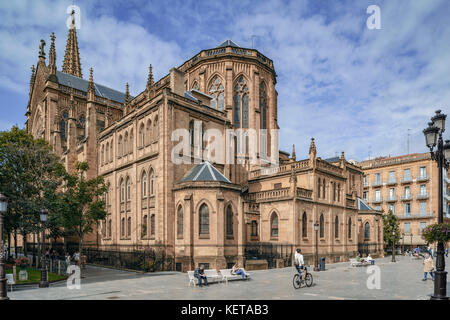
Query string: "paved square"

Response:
xmin=7 ymin=255 xmax=449 ymax=300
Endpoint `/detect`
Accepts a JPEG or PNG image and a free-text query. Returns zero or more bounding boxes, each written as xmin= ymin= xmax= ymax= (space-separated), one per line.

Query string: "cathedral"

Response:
xmin=25 ymin=12 xmax=383 ymax=271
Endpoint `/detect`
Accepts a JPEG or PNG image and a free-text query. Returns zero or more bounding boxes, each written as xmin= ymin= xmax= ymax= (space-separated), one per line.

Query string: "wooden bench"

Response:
xmin=220 ymin=268 xmax=251 ymax=284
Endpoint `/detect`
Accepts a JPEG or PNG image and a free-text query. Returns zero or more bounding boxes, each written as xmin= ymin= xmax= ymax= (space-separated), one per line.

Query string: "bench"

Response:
xmin=6 ymin=274 xmax=15 ymax=292
xmin=220 ymin=268 xmax=251 ymax=284
xmin=349 ymin=258 xmax=370 ymax=267
xmin=188 ymin=269 xmax=222 ymax=287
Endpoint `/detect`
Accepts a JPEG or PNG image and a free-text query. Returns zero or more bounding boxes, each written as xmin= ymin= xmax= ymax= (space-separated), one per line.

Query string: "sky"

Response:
xmin=0 ymin=0 xmax=449 ymax=162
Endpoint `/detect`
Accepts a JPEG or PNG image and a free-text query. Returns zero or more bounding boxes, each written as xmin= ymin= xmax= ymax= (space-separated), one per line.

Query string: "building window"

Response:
xmin=317 ymin=178 xmax=321 ymax=198
xmin=142 ymin=215 xmax=148 ymax=238
xmin=233 ymin=76 xmax=249 ymax=128
xmin=142 ymin=171 xmax=147 ymax=198
xmin=226 ymin=205 xmax=233 ymax=237
xmin=150 ymin=214 xmax=155 ymax=236
xmin=348 ymin=217 xmax=352 ymax=239
xmin=404 ymin=168 xmax=411 ymax=180
xmin=389 ymin=171 xmax=395 ymax=182
xmin=389 ymin=188 xmax=395 ymax=199
xmin=153 ymin=115 xmax=159 ymax=140
xmin=322 ymin=179 xmax=326 ymax=199
xmin=270 ymin=212 xmax=278 ymax=238
xmin=106 ymin=142 xmax=110 ymax=163
xmin=120 ymin=179 xmax=125 ymax=203
xmin=332 ymin=182 xmax=336 ymax=201
xmin=139 ymin=123 xmax=145 ymax=147
xmin=389 ymin=204 xmax=395 ymax=214
xmin=363 ymin=191 xmax=368 ymax=201
xmin=364 ymin=222 xmax=370 ymax=239
xmin=129 ymin=129 xmax=133 ymax=154
xmin=199 ymin=203 xmax=210 ymax=235
xmin=319 ymin=214 xmax=324 ymax=238
xmin=121 ymin=218 xmax=125 ymax=237
xmin=420 ymin=202 xmax=427 ymax=215
xmin=260 ymin=82 xmax=267 ymax=129
xmin=208 ymin=76 xmax=225 ymax=111
xmin=251 ymin=220 xmax=258 ymax=237
xmin=108 ymin=219 xmax=112 ymax=238
xmin=375 ymin=190 xmax=381 ymax=201
xmin=404 ymin=186 xmax=411 ymax=198
xmin=404 ymin=222 xmax=411 ymax=234
xmin=420 ymin=222 xmax=427 ymax=233
xmin=374 ymin=205 xmax=381 ymax=211
xmin=375 ymin=173 xmax=381 ymax=184
xmin=302 ymin=212 xmax=307 ymax=238
xmin=149 ymin=169 xmax=155 ymax=195
xmin=118 ymin=135 xmax=123 ymax=157
xmin=109 ymin=140 xmax=113 ymax=162
xmin=419 ymin=166 xmax=427 ymax=179
xmin=335 ymin=216 xmax=339 ymax=238
xmin=420 ymin=184 xmax=427 ymax=195
xmin=177 ymin=205 xmax=183 ymax=237
xmin=337 ymin=184 xmax=341 ymax=202
xmin=127 ymin=217 xmax=131 ymax=237
xmin=124 ymin=132 xmax=128 ymax=155
xmin=126 ymin=177 xmax=131 ymax=202
xmin=146 ymin=119 xmax=152 ymax=144
xmin=404 ymin=203 xmax=411 ymax=216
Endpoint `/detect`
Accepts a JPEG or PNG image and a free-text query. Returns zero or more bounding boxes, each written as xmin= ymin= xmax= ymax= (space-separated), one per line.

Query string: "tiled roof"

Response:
xmin=324 ymin=156 xmax=340 ymax=163
xmin=56 ymin=70 xmax=127 ymax=104
xmin=216 ymin=39 xmax=240 ymax=48
xmin=180 ymin=161 xmax=230 ymax=183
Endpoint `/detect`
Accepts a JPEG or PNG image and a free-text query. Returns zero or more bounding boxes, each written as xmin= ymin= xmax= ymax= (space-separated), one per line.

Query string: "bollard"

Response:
xmin=58 ymin=260 xmax=61 ymax=275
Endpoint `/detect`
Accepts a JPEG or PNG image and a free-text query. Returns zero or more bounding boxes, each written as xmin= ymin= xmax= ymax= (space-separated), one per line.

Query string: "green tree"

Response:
xmin=0 ymin=126 xmax=65 ymax=257
xmin=383 ymin=210 xmax=401 ymax=256
xmin=56 ymin=161 xmax=107 ymax=258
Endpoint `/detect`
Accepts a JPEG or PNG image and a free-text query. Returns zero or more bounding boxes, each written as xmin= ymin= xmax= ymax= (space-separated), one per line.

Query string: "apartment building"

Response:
xmin=359 ymin=153 xmax=450 ymax=249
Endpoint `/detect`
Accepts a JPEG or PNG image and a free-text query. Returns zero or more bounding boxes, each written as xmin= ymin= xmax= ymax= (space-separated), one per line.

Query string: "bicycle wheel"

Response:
xmin=293 ymin=274 xmax=302 ymax=289
xmin=305 ymin=273 xmax=313 ymax=287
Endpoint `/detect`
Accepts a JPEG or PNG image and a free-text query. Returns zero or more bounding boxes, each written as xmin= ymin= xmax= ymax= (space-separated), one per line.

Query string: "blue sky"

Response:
xmin=1 ymin=0 xmax=449 ymax=161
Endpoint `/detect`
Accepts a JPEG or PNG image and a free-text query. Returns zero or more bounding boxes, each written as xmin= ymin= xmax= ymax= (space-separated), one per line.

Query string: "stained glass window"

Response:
xmin=260 ymin=82 xmax=267 ymax=129
xmin=233 ymin=76 xmax=249 ymax=128
xmin=208 ymin=77 xmax=225 ymax=111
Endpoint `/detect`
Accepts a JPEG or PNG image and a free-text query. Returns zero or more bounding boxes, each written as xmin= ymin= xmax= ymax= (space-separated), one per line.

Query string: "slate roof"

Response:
xmin=56 ymin=71 xmax=127 ymax=104
xmin=216 ymin=39 xmax=240 ymax=48
xmin=357 ymin=198 xmax=377 ymax=211
xmin=180 ymin=161 xmax=230 ymax=183
xmin=324 ymin=156 xmax=340 ymax=163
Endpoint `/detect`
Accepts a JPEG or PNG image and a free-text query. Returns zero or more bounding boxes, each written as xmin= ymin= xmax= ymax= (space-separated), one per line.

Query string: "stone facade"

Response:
xmin=23 ymin=15 xmax=383 ymax=271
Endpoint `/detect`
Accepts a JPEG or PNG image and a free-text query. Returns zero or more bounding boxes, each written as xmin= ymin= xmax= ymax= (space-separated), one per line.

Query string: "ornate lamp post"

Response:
xmin=0 ymin=193 xmax=9 ymax=300
xmin=423 ymin=109 xmax=449 ymax=300
xmin=402 ymin=233 xmax=405 ymax=254
xmin=392 ymin=230 xmax=396 ymax=262
xmin=314 ymin=222 xmax=319 ymax=271
xmin=39 ymin=208 xmax=49 ymax=288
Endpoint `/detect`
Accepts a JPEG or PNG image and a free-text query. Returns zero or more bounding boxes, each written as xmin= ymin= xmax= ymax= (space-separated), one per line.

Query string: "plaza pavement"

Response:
xmin=7 ymin=255 xmax=449 ymax=300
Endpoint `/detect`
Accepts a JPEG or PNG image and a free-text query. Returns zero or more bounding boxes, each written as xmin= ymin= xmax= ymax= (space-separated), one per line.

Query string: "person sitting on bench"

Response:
xmin=231 ymin=263 xmax=247 ymax=280
xmin=194 ymin=265 xmax=208 ymax=287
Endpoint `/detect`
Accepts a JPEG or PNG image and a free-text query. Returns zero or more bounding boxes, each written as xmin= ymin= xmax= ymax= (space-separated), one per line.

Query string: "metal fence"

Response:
xmin=244 ymin=243 xmax=293 ymax=269
xmin=358 ymin=242 xmax=379 ymax=255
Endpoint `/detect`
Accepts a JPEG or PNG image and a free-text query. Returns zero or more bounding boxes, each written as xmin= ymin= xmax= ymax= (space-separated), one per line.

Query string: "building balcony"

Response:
xmin=386 ymin=196 xmax=397 ymax=202
xmin=372 ymin=197 xmax=383 ymax=204
xmin=372 ymin=181 xmax=383 ymax=187
xmin=416 ymin=193 xmax=429 ymax=200
xmin=417 ymin=175 xmax=429 ymax=182
xmin=401 ymin=177 xmax=413 ymax=184
xmin=363 ymin=182 xmax=369 ymax=188
xmin=397 ymin=213 xmax=433 ymax=219
xmin=386 ymin=179 xmax=397 ymax=186
xmin=401 ymin=195 xmax=412 ymax=201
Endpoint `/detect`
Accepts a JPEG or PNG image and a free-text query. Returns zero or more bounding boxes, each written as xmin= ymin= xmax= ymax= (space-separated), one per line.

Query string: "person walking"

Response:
xmin=422 ymin=253 xmax=435 ymax=281
xmin=446 ymin=248 xmax=448 ymax=258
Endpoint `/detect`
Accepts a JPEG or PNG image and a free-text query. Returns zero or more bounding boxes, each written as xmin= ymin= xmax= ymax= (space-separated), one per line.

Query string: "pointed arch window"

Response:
xmin=317 ymin=178 xmax=321 ymax=198
xmin=335 ymin=216 xmax=339 ymax=238
xmin=127 ymin=217 xmax=131 ymax=238
xmin=348 ymin=217 xmax=352 ymax=239
xmin=108 ymin=219 xmax=112 ymax=238
xmin=199 ymin=203 xmax=210 ymax=235
xmin=177 ymin=205 xmax=183 ymax=237
xmin=192 ymin=81 xmax=199 ymax=90
xmin=118 ymin=135 xmax=123 ymax=157
xmin=153 ymin=115 xmax=159 ymax=140
xmin=142 ymin=171 xmax=147 ymax=198
xmin=251 ymin=220 xmax=258 ymax=237
xmin=139 ymin=123 xmax=145 ymax=147
xmin=121 ymin=218 xmax=125 ymax=238
xmin=149 ymin=169 xmax=155 ymax=196
xmin=101 ymin=145 xmax=105 ymax=166
xmin=302 ymin=212 xmax=307 ymax=238
xmin=270 ymin=212 xmax=278 ymax=238
xmin=124 ymin=132 xmax=128 ymax=155
xmin=319 ymin=214 xmax=324 ymax=238
xmin=209 ymin=76 xmax=225 ymax=111
xmin=110 ymin=139 xmax=113 ymax=161
xmin=142 ymin=215 xmax=148 ymax=238
xmin=146 ymin=119 xmax=152 ymax=144
xmin=322 ymin=179 xmax=326 ymax=199
xmin=60 ymin=112 xmax=68 ymax=140
xmin=120 ymin=179 xmax=125 ymax=204
xmin=233 ymin=76 xmax=249 ymax=128
xmin=129 ymin=129 xmax=133 ymax=154
xmin=79 ymin=115 xmax=86 ymax=137
xmin=364 ymin=222 xmax=370 ymax=239
xmin=226 ymin=205 xmax=233 ymax=237
xmin=106 ymin=142 xmax=110 ymax=162
xmin=260 ymin=82 xmax=267 ymax=129
xmin=126 ymin=177 xmax=131 ymax=202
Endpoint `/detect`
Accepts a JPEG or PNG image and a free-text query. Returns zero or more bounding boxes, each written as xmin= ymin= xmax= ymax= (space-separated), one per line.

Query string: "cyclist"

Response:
xmin=294 ymin=248 xmax=306 ymax=279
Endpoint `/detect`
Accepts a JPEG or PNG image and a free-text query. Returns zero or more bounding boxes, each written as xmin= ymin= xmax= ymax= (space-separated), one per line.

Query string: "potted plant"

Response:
xmin=421 ymin=223 xmax=450 ymax=244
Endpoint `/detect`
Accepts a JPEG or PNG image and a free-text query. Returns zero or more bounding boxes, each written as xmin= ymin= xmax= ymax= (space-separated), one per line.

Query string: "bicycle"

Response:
xmin=293 ymin=267 xmax=313 ymax=289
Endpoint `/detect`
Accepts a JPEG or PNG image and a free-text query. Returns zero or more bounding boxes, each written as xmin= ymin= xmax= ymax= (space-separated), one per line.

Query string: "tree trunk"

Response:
xmin=13 ymin=230 xmax=17 ymax=259
xmin=7 ymin=231 xmax=11 ymax=259
xmin=23 ymin=232 xmax=28 ymax=257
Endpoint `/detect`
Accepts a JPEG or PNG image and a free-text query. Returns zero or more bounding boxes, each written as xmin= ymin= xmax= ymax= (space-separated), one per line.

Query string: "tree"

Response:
xmin=55 ymin=161 xmax=106 ymax=260
xmin=383 ymin=210 xmax=401 ymax=261
xmin=0 ymin=126 xmax=65 ymax=257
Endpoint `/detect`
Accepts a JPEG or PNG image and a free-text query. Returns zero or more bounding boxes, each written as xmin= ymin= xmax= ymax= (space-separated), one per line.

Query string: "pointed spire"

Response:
xmin=340 ymin=151 xmax=345 ymax=160
xmin=309 ymin=138 xmax=317 ymax=157
xmin=62 ymin=9 xmax=82 ymax=78
xmin=48 ymin=32 xmax=56 ymax=74
xmin=88 ymin=67 xmax=94 ymax=91
xmin=39 ymin=39 xmax=46 ymax=60
xmin=147 ymin=64 xmax=154 ymax=89
xmin=125 ymin=82 xmax=130 ymax=104
xmin=292 ymin=144 xmax=296 ymax=161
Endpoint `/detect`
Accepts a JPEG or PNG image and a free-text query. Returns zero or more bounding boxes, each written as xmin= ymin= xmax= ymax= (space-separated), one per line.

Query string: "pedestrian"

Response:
xmin=231 ymin=263 xmax=247 ymax=280
xmin=422 ymin=253 xmax=435 ymax=281
xmin=446 ymin=248 xmax=448 ymax=258
xmin=73 ymin=251 xmax=80 ymax=267
xmin=194 ymin=265 xmax=208 ymax=287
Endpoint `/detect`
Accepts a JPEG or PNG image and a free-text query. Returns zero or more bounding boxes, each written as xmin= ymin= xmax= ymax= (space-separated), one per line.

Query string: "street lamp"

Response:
xmin=39 ymin=208 xmax=49 ymax=288
xmin=314 ymin=222 xmax=319 ymax=272
xmin=423 ymin=109 xmax=449 ymax=300
xmin=402 ymin=233 xmax=405 ymax=254
xmin=0 ymin=193 xmax=9 ymax=300
xmin=392 ymin=230 xmax=396 ymax=263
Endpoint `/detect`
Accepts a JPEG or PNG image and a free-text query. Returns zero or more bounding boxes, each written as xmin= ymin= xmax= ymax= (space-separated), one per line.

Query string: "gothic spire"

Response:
xmin=291 ymin=144 xmax=296 ymax=161
xmin=309 ymin=138 xmax=317 ymax=157
xmin=48 ymin=32 xmax=56 ymax=74
xmin=30 ymin=65 xmax=36 ymax=86
xmin=125 ymin=82 xmax=130 ymax=104
xmin=147 ymin=64 xmax=154 ymax=89
xmin=62 ymin=9 xmax=82 ymax=78
xmin=88 ymin=67 xmax=94 ymax=92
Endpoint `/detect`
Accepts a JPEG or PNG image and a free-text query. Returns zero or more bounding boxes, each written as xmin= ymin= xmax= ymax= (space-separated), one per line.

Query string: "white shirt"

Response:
xmin=295 ymin=252 xmax=304 ymax=266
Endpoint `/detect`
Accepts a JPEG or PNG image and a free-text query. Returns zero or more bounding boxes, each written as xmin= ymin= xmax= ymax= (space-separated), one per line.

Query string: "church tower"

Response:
xmin=62 ymin=9 xmax=82 ymax=78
